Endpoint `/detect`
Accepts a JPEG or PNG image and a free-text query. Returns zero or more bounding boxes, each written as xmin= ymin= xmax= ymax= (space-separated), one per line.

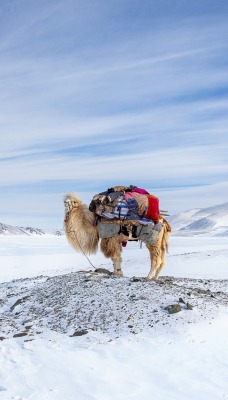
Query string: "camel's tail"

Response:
xmin=162 ymin=218 xmax=171 ymax=253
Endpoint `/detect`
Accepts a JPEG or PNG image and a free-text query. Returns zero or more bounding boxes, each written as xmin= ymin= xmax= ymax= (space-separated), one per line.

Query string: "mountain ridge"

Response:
xmin=0 ymin=222 xmax=63 ymax=236
xmin=169 ymin=202 xmax=228 ymax=236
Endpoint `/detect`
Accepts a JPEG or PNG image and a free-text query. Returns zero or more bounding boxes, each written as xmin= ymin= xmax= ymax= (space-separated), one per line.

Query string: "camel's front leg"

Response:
xmin=111 ymin=252 xmax=123 ymax=276
xmin=100 ymin=237 xmax=123 ymax=276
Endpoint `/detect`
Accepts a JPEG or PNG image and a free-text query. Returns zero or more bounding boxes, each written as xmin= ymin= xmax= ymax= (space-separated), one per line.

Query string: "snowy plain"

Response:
xmin=0 ymin=234 xmax=228 ymax=400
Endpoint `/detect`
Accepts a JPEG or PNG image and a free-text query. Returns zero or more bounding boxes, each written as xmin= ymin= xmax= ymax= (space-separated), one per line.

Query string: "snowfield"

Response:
xmin=0 ymin=234 xmax=228 ymax=400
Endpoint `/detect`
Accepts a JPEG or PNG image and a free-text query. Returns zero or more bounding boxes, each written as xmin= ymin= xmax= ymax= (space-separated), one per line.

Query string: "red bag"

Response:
xmin=146 ymin=195 xmax=160 ymax=222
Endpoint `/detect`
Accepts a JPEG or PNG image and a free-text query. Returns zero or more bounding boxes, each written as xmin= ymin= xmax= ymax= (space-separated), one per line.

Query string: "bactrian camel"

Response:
xmin=64 ymin=192 xmax=171 ymax=280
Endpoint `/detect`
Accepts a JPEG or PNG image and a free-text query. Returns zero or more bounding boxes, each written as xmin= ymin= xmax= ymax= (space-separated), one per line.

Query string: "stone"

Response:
xmin=13 ymin=332 xmax=28 ymax=338
xmin=131 ymin=277 xmax=141 ymax=282
xmin=10 ymin=296 xmax=30 ymax=311
xmin=166 ymin=304 xmax=182 ymax=314
xmin=94 ymin=268 xmax=112 ymax=275
xmin=70 ymin=330 xmax=88 ymax=337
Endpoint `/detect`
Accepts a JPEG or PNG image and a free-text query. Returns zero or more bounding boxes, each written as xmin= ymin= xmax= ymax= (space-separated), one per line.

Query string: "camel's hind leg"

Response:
xmin=148 ymin=246 xmax=166 ymax=280
xmin=147 ymin=245 xmax=163 ymax=280
xmin=100 ymin=237 xmax=123 ymax=276
xmin=146 ymin=223 xmax=170 ymax=280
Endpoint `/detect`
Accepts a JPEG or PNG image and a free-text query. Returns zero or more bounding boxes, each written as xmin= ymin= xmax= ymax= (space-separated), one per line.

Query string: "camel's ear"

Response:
xmin=71 ymin=199 xmax=80 ymax=208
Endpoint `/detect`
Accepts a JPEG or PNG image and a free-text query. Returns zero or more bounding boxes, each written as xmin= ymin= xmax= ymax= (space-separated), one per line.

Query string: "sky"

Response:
xmin=0 ymin=0 xmax=228 ymax=229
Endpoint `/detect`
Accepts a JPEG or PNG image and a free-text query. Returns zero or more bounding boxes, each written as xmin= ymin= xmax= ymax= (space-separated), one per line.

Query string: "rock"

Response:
xmin=0 ymin=336 xmax=6 ymax=341
xmin=166 ymin=304 xmax=182 ymax=314
xmin=131 ymin=277 xmax=141 ymax=282
xmin=10 ymin=296 xmax=30 ymax=311
xmin=70 ymin=330 xmax=88 ymax=337
xmin=179 ymin=297 xmax=185 ymax=304
xmin=94 ymin=268 xmax=112 ymax=275
xmin=13 ymin=332 xmax=28 ymax=338
xmin=186 ymin=303 xmax=193 ymax=310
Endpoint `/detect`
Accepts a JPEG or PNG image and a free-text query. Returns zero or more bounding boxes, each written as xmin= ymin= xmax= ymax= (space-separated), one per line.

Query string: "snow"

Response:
xmin=169 ymin=201 xmax=228 ymax=236
xmin=0 ymin=222 xmax=63 ymax=236
xmin=0 ymin=235 xmax=227 ymax=282
xmin=0 ymin=233 xmax=228 ymax=400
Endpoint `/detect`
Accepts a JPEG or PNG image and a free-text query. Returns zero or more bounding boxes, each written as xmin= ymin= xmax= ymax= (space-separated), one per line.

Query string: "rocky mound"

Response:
xmin=0 ymin=271 xmax=227 ymax=343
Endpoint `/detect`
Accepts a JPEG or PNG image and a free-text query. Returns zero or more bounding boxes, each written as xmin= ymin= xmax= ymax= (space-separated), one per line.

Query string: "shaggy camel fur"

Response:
xmin=64 ymin=192 xmax=171 ymax=280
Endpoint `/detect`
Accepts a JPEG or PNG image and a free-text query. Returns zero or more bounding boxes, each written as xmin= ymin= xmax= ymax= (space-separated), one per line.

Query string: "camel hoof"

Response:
xmin=146 ymin=276 xmax=157 ymax=281
xmin=114 ymin=270 xmax=123 ymax=277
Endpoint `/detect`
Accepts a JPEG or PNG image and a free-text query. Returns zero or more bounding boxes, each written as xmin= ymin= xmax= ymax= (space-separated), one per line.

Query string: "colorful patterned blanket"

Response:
xmin=89 ymin=185 xmax=160 ymax=224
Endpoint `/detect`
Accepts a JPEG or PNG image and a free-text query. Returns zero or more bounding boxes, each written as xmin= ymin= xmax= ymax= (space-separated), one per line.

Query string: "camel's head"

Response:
xmin=64 ymin=192 xmax=82 ymax=213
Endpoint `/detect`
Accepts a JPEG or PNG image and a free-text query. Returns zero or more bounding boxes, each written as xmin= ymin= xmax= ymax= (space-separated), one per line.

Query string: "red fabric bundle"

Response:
xmin=145 ymin=195 xmax=160 ymax=222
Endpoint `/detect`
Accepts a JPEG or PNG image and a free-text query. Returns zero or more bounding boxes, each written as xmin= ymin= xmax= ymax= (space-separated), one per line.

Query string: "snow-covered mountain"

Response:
xmin=169 ymin=202 xmax=228 ymax=236
xmin=0 ymin=222 xmax=63 ymax=236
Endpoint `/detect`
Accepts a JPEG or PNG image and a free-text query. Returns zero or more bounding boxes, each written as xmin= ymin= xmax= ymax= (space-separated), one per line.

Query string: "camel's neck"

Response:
xmin=64 ymin=201 xmax=99 ymax=255
xmin=67 ymin=204 xmax=96 ymax=233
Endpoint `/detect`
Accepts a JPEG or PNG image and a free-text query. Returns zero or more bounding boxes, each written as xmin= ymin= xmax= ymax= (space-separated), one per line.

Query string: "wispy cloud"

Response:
xmin=0 ymin=0 xmax=228 ymax=227
xmin=1 ymin=143 xmax=227 ymax=187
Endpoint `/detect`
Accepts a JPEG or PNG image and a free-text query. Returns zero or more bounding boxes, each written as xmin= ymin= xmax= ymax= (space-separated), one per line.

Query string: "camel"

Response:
xmin=64 ymin=192 xmax=171 ymax=280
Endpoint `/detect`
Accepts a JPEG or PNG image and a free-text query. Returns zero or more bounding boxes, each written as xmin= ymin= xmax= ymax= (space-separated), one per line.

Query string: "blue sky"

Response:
xmin=0 ymin=0 xmax=228 ymax=228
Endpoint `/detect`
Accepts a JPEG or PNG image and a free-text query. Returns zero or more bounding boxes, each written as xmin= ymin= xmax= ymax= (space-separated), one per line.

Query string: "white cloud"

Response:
xmin=1 ymin=143 xmax=227 ymax=186
xmin=157 ymin=181 xmax=228 ymax=214
xmin=0 ymin=3 xmax=228 ymax=227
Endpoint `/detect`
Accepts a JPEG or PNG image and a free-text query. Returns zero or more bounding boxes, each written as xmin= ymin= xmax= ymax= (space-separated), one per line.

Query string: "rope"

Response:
xmin=67 ymin=230 xmax=97 ymax=270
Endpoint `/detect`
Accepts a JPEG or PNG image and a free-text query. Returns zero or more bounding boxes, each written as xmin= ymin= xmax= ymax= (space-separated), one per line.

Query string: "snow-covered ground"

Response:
xmin=0 ymin=234 xmax=228 ymax=400
xmin=0 ymin=234 xmax=227 ymax=281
